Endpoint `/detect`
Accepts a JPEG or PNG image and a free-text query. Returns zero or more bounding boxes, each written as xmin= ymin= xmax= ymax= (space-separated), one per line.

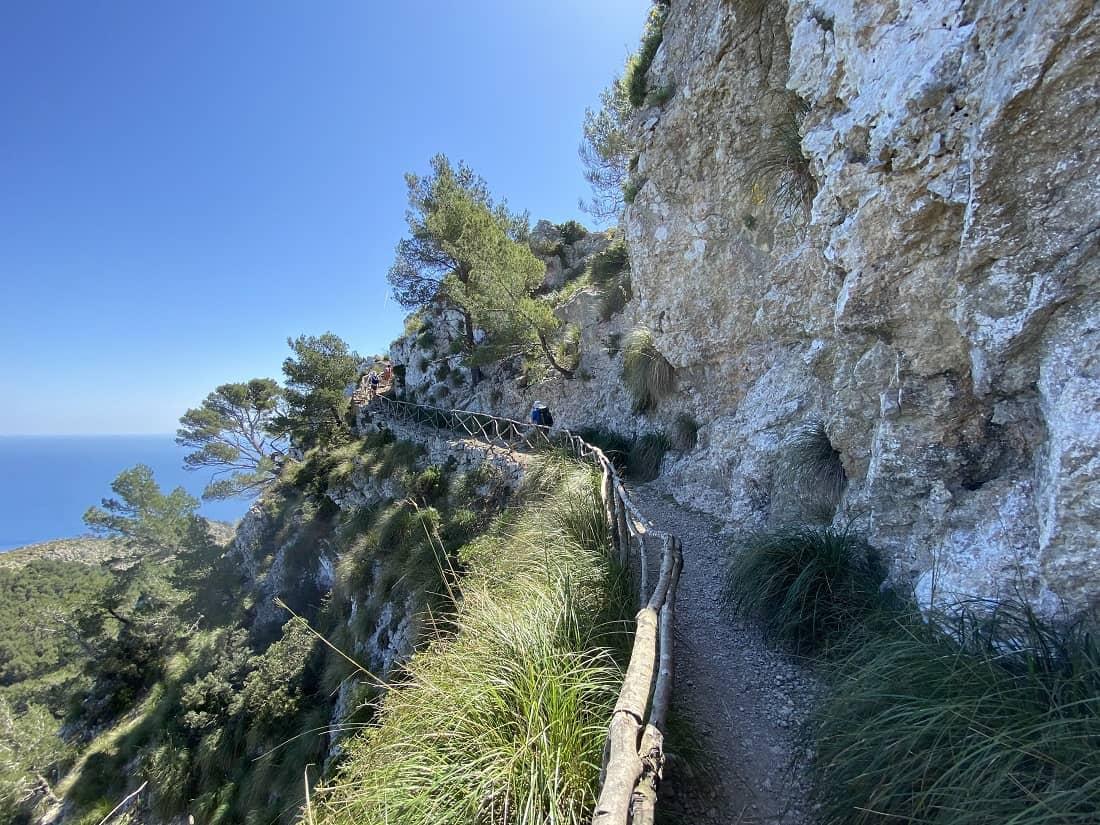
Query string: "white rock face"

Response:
xmin=620 ymin=0 xmax=1100 ymax=614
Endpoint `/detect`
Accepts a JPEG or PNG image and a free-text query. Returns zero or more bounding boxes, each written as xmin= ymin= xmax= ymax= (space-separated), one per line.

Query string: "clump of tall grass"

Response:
xmin=312 ymin=459 xmax=631 ymax=825
xmin=622 ymin=177 xmax=645 ymax=204
xmin=575 ymin=428 xmax=633 ymax=474
xmin=630 ymin=432 xmax=670 ymax=482
xmin=722 ymin=526 xmax=886 ymax=653
xmin=622 ymin=328 xmax=675 ymax=413
xmin=598 ymin=275 xmax=633 ymax=321
xmin=814 ymin=600 xmax=1100 ymax=825
xmin=670 ymin=413 xmax=699 ymax=451
xmin=777 ymin=418 xmax=846 ymax=522
xmin=747 ymin=92 xmax=816 ymax=213
xmin=557 ymin=324 xmax=582 ymax=373
xmin=589 ymin=238 xmax=629 ymax=285
xmin=574 ymin=428 xmax=669 ymax=483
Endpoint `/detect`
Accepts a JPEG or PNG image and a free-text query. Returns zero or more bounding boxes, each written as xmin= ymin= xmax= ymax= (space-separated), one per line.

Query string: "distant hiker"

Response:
xmin=382 ymin=363 xmax=393 ymax=383
xmin=369 ymin=371 xmax=380 ymax=399
xmin=530 ymin=402 xmax=553 ymax=436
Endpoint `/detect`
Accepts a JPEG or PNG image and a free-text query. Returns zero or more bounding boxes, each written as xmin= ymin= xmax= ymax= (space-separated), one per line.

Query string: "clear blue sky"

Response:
xmin=0 ymin=0 xmax=648 ymax=435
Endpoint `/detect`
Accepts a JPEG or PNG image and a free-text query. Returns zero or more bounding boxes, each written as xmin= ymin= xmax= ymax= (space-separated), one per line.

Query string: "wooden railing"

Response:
xmin=368 ymin=395 xmax=683 ymax=825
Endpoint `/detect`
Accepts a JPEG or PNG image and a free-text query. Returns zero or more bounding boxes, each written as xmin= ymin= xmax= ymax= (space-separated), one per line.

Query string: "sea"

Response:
xmin=0 ymin=435 xmax=254 ymax=552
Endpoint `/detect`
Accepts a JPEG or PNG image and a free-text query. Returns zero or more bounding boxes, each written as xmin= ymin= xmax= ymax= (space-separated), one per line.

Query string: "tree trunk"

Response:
xmin=537 ymin=331 xmax=575 ymax=379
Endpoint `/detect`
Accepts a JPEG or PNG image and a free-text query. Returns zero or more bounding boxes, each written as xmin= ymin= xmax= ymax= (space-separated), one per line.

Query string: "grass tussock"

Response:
xmin=622 ymin=328 xmax=675 ymax=413
xmin=589 ymin=238 xmax=629 ymax=286
xmin=313 ymin=458 xmax=632 ymax=825
xmin=778 ymin=418 xmax=847 ymax=522
xmin=748 ymin=92 xmax=816 ymax=213
xmin=575 ymin=428 xmax=669 ymax=483
xmin=598 ymin=275 xmax=632 ymax=321
xmin=815 ymin=601 xmax=1100 ymax=825
xmin=630 ymin=433 xmax=670 ymax=483
xmin=723 ymin=526 xmax=886 ymax=654
xmin=670 ymin=413 xmax=698 ymax=451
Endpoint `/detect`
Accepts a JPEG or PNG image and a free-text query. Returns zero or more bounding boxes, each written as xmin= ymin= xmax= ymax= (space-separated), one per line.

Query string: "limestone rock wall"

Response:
xmin=625 ymin=0 xmax=1100 ymax=614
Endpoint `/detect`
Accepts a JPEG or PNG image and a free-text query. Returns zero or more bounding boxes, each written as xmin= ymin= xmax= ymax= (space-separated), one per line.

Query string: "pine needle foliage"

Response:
xmin=622 ymin=328 xmax=675 ymax=413
xmin=312 ymin=459 xmax=631 ymax=825
xmin=814 ymin=601 xmax=1100 ymax=825
xmin=722 ymin=526 xmax=887 ymax=654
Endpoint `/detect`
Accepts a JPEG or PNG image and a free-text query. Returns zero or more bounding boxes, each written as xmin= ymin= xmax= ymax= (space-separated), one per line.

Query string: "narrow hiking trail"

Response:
xmin=366 ymin=390 xmax=819 ymax=822
xmin=629 ymin=484 xmax=820 ymax=825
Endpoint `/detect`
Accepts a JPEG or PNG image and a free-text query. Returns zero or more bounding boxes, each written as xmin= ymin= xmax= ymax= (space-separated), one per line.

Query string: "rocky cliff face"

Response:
xmin=394 ymin=0 xmax=1099 ymax=616
xmin=623 ymin=0 xmax=1099 ymax=614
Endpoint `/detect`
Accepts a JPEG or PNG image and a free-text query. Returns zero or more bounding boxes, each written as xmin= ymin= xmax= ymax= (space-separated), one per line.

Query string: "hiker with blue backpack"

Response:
xmin=530 ymin=402 xmax=553 ymax=438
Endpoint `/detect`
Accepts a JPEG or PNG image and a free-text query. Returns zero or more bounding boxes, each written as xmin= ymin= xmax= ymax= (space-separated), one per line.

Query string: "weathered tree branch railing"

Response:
xmin=368 ymin=394 xmax=683 ymax=825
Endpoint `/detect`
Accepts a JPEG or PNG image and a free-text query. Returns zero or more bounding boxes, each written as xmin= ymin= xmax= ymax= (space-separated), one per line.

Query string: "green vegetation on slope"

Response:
xmin=53 ymin=428 xmax=511 ymax=825
xmin=313 ymin=457 xmax=632 ymax=825
xmin=0 ymin=559 xmax=111 ymax=708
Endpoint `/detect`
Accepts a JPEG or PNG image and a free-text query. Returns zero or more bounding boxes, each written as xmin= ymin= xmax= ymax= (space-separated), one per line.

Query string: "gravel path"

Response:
xmin=629 ymin=484 xmax=819 ymax=825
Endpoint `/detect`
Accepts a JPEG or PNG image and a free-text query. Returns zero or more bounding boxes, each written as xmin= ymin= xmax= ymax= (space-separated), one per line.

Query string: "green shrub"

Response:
xmin=814 ymin=601 xmax=1100 ymax=825
xmin=434 ymin=361 xmax=451 ymax=382
xmin=417 ymin=356 xmax=429 ymax=372
xmin=441 ymin=508 xmax=480 ymax=547
xmin=576 ymin=428 xmax=634 ymax=473
xmin=624 ymin=3 xmax=669 ymax=107
xmin=589 ymin=238 xmax=629 ymax=285
xmin=576 ymin=428 xmax=668 ymax=482
xmin=417 ymin=329 xmax=436 ymax=351
xmin=622 ymin=177 xmax=644 ymax=204
xmin=629 ymin=433 xmax=670 ymax=482
xmin=670 ymin=413 xmax=699 ymax=451
xmin=403 ymin=313 xmax=425 ymax=337
xmin=71 ymin=799 xmax=117 ymax=825
xmin=722 ymin=526 xmax=886 ymax=653
xmin=621 ymin=327 xmax=674 ymax=413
